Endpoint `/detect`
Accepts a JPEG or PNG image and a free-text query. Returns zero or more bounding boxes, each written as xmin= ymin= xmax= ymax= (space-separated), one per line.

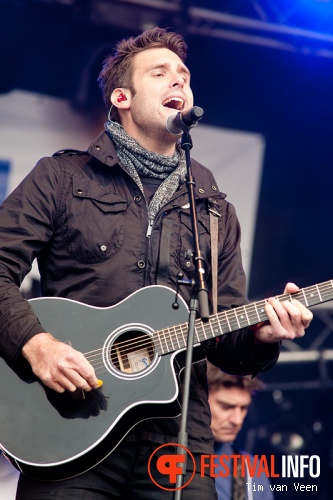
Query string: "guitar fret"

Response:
xmin=195 ymin=325 xmax=202 ymax=344
xmin=236 ymin=306 xmax=250 ymax=328
xmin=215 ymin=314 xmax=223 ymax=335
xmin=304 ymin=286 xmax=320 ymax=306
xmin=321 ymin=281 xmax=333 ymax=301
xmin=246 ymin=304 xmax=260 ymax=325
xmin=173 ymin=326 xmax=181 ymax=349
xmin=225 ymin=310 xmax=241 ymax=332
xmin=256 ymin=301 xmax=268 ymax=322
xmin=200 ymin=315 xmax=224 ymax=340
xmin=193 ymin=323 xmax=200 ymax=343
xmin=301 ymin=288 xmax=309 ymax=307
xmin=190 ymin=322 xmax=200 ymax=344
xmin=155 ymin=331 xmax=163 ymax=354
xmin=253 ymin=302 xmax=261 ymax=322
xmin=180 ymin=324 xmax=187 ymax=348
xmin=165 ymin=327 xmax=175 ymax=351
xmin=206 ymin=319 xmax=216 ymax=340
xmin=198 ymin=322 xmax=208 ymax=341
xmin=315 ymin=284 xmax=322 ymax=303
xmin=219 ymin=318 xmax=230 ymax=334
xmin=211 ymin=316 xmax=221 ymax=337
xmin=233 ymin=309 xmax=241 ymax=329
xmin=226 ymin=317 xmax=239 ymax=331
xmin=224 ymin=312 xmax=232 ymax=332
xmin=160 ymin=329 xmax=168 ymax=353
xmin=243 ymin=305 xmax=250 ymax=326
xmin=165 ymin=328 xmax=172 ymax=352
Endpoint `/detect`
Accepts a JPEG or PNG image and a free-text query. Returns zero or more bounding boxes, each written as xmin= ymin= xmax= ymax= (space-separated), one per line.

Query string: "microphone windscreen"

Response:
xmin=166 ymin=112 xmax=183 ymax=135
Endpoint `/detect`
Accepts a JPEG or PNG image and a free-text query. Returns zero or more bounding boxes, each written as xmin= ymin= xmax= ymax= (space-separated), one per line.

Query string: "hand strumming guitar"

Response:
xmin=22 ymin=332 xmax=99 ymax=393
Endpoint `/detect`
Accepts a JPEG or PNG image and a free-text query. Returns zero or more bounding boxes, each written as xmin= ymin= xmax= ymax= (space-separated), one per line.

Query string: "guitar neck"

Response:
xmin=154 ymin=280 xmax=333 ymax=355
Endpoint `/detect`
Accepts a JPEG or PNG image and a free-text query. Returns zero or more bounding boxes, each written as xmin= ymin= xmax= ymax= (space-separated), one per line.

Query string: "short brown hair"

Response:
xmin=207 ymin=361 xmax=264 ymax=395
xmin=98 ymin=27 xmax=188 ymax=121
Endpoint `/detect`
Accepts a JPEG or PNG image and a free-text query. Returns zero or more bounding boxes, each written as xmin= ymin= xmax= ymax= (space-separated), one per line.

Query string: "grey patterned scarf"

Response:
xmin=105 ymin=121 xmax=186 ymax=225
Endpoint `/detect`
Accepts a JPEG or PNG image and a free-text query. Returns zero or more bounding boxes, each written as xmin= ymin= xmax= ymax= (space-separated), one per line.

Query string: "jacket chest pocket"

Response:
xmin=176 ymin=208 xmax=211 ymax=273
xmin=65 ymin=178 xmax=128 ymax=264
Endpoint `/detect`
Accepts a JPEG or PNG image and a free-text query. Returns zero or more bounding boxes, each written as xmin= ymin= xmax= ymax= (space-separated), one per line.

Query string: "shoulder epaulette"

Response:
xmin=53 ymin=149 xmax=87 ymax=157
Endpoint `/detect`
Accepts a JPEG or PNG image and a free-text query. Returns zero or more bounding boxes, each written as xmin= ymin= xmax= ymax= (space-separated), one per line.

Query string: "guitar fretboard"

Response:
xmin=154 ymin=280 xmax=333 ymax=355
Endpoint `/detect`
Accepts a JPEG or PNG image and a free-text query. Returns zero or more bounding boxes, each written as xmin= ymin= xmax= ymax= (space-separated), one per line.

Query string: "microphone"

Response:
xmin=166 ymin=106 xmax=204 ymax=135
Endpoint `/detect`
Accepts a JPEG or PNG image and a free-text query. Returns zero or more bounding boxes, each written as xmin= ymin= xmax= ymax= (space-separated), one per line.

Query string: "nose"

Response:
xmin=171 ymin=73 xmax=185 ymax=88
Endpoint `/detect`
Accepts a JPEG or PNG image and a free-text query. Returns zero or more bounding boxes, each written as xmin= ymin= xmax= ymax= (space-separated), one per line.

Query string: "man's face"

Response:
xmin=209 ymin=386 xmax=252 ymax=443
xmin=121 ymin=47 xmax=194 ymax=147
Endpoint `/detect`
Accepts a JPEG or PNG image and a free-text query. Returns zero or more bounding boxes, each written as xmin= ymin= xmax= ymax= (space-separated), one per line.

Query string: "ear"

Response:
xmin=110 ymin=88 xmax=131 ymax=110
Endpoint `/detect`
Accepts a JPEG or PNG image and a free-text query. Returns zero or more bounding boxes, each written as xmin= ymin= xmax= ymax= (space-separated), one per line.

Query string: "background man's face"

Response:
xmin=209 ymin=386 xmax=252 ymax=443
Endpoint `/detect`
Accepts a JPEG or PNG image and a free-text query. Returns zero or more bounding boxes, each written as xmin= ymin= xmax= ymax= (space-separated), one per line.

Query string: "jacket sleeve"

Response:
xmin=204 ymin=199 xmax=280 ymax=375
xmin=0 ymin=157 xmax=61 ymax=368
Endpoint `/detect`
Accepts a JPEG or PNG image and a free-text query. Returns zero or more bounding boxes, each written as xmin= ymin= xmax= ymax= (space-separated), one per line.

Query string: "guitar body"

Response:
xmin=2 ymin=278 xmax=332 ymax=480
xmin=0 ymin=285 xmax=198 ymax=481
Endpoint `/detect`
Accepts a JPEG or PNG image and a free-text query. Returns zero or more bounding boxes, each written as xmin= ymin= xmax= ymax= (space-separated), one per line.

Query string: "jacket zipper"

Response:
xmin=146 ymin=218 xmax=154 ymax=238
xmin=144 ymin=216 xmax=153 ymax=286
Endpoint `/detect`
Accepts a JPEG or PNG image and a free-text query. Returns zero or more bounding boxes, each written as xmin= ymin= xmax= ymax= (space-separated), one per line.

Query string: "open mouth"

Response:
xmin=162 ymin=97 xmax=184 ymax=111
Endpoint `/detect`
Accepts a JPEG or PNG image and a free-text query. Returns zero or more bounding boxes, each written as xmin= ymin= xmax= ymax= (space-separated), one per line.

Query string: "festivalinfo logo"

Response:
xmin=148 ymin=443 xmax=320 ymax=494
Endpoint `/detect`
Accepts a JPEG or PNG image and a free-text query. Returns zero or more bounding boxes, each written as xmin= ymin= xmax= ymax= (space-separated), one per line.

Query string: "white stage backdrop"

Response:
xmin=0 ymin=90 xmax=264 ymax=495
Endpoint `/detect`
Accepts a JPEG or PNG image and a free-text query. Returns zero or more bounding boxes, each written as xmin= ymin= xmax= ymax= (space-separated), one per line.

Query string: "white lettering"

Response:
xmin=309 ymin=455 xmax=320 ymax=478
xmin=246 ymin=482 xmax=263 ymax=492
xmin=270 ymin=484 xmax=288 ymax=491
xmin=294 ymin=483 xmax=318 ymax=491
xmin=282 ymin=455 xmax=320 ymax=478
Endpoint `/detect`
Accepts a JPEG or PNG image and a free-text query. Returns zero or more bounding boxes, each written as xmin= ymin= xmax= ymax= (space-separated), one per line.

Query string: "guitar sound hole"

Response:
xmin=110 ymin=331 xmax=155 ymax=374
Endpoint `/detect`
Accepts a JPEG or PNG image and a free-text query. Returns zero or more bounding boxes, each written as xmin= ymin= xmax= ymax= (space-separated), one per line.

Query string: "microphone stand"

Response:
xmin=174 ymin=118 xmax=210 ymax=500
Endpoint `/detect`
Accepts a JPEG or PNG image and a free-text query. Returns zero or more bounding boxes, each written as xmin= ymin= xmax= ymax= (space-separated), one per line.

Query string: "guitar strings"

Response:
xmin=84 ymin=282 xmax=333 ymax=362
xmin=87 ymin=280 xmax=333 ymax=359
xmin=82 ymin=281 xmax=333 ymax=375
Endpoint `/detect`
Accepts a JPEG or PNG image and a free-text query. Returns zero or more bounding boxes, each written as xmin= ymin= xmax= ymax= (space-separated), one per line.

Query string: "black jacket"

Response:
xmin=0 ymin=130 xmax=279 ymax=452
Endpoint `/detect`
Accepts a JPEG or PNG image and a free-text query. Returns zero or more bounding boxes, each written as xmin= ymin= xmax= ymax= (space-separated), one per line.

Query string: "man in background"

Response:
xmin=208 ymin=362 xmax=274 ymax=500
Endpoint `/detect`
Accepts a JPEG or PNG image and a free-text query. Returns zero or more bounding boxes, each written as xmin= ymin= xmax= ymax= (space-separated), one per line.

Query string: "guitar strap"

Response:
xmin=156 ymin=217 xmax=173 ymax=285
xmin=210 ymin=210 xmax=219 ymax=315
